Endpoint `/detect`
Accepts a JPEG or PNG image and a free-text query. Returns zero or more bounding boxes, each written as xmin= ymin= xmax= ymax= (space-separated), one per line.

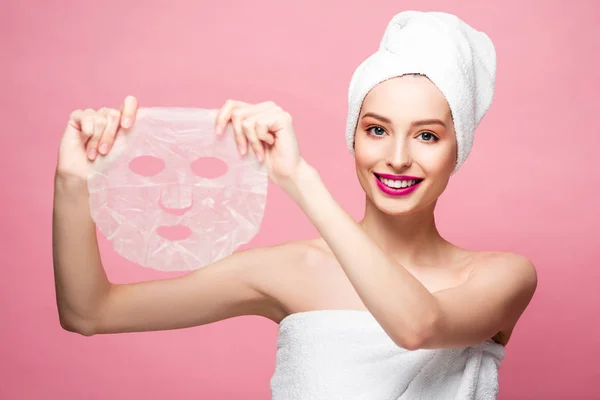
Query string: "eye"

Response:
xmin=190 ymin=157 xmax=228 ymax=178
xmin=366 ymin=126 xmax=386 ymax=137
xmin=418 ymin=132 xmax=439 ymax=142
xmin=129 ymin=155 xmax=165 ymax=177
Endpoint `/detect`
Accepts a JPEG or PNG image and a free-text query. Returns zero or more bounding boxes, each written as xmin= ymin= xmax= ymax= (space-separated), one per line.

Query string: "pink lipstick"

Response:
xmin=374 ymin=173 xmax=424 ymax=197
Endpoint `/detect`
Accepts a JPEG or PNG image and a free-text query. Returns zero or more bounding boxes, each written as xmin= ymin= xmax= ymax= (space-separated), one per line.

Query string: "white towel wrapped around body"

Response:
xmin=270 ymin=310 xmax=505 ymax=400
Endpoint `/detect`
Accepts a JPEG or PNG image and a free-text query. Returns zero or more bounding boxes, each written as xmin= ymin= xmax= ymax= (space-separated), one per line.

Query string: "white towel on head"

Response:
xmin=270 ymin=310 xmax=505 ymax=400
xmin=345 ymin=11 xmax=497 ymax=175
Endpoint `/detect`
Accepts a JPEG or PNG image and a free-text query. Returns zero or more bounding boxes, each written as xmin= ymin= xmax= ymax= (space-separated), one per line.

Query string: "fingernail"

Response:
xmin=88 ymin=149 xmax=97 ymax=159
xmin=99 ymin=143 xmax=108 ymax=154
xmin=239 ymin=145 xmax=246 ymax=155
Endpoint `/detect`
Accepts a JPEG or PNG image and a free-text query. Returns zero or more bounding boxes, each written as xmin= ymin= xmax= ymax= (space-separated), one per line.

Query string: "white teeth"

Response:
xmin=380 ymin=178 xmax=418 ymax=189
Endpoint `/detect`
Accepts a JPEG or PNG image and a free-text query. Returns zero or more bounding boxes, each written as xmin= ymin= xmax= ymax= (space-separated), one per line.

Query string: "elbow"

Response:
xmin=395 ymin=329 xmax=429 ymax=351
xmin=394 ymin=310 xmax=439 ymax=351
xmin=60 ymin=316 xmax=96 ymax=337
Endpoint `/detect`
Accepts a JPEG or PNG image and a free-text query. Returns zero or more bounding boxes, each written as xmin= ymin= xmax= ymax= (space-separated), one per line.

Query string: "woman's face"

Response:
xmin=354 ymin=75 xmax=457 ymax=215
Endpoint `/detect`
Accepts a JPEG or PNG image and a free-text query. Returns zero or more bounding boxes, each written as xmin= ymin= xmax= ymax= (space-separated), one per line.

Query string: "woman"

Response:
xmin=53 ymin=11 xmax=537 ymax=399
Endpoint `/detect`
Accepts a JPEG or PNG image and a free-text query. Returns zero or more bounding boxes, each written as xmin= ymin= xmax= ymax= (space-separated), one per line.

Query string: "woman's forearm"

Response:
xmin=52 ymin=174 xmax=111 ymax=334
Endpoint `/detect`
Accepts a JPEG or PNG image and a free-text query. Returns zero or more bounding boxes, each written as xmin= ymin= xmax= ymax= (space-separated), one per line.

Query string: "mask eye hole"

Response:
xmin=129 ymin=155 xmax=165 ymax=177
xmin=190 ymin=157 xmax=228 ymax=179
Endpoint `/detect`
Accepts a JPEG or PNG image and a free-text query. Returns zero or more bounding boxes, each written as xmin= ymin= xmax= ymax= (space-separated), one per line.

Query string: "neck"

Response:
xmin=358 ymin=197 xmax=454 ymax=268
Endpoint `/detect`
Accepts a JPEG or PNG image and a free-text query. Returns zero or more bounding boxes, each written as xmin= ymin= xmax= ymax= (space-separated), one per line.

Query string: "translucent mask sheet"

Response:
xmin=87 ymin=107 xmax=268 ymax=271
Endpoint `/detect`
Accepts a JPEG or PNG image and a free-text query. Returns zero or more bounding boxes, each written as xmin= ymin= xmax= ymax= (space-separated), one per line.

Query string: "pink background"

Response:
xmin=1 ymin=0 xmax=598 ymax=398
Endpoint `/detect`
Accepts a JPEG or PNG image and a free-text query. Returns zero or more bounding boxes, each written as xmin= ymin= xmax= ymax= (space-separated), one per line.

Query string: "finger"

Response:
xmin=67 ymin=109 xmax=84 ymax=131
xmin=233 ymin=102 xmax=279 ymax=156
xmin=98 ymin=109 xmax=121 ymax=155
xmin=241 ymin=117 xmax=265 ymax=162
xmin=255 ymin=118 xmax=276 ymax=146
xmin=246 ymin=110 xmax=278 ymax=146
xmin=231 ymin=107 xmax=251 ymax=155
xmin=120 ymin=95 xmax=138 ymax=129
xmin=86 ymin=113 xmax=107 ymax=160
xmin=65 ymin=109 xmax=89 ymax=145
xmin=229 ymin=101 xmax=275 ymax=120
xmin=253 ymin=105 xmax=282 ymax=144
xmin=215 ymin=99 xmax=249 ymax=136
xmin=215 ymin=100 xmax=237 ymax=135
xmin=80 ymin=109 xmax=96 ymax=149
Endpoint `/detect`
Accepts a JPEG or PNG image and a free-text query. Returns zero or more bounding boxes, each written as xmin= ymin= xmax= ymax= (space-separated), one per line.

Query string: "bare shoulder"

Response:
xmin=469 ymin=251 xmax=537 ymax=292
xmin=472 ymin=251 xmax=537 ymax=278
xmin=471 ymin=251 xmax=538 ymax=330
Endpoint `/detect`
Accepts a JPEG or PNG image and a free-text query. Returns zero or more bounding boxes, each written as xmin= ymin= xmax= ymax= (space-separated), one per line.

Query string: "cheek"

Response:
xmin=354 ymin=135 xmax=381 ymax=167
xmin=419 ymin=143 xmax=455 ymax=172
xmin=354 ymin=146 xmax=369 ymax=167
xmin=440 ymin=143 xmax=457 ymax=171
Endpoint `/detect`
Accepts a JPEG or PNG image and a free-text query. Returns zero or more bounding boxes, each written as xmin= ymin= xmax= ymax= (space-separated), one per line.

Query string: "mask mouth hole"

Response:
xmin=156 ymin=225 xmax=192 ymax=241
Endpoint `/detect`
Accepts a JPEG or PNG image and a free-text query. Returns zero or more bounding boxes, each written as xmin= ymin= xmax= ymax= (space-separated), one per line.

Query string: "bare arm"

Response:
xmin=53 ymin=174 xmax=285 ymax=336
xmin=53 ymin=175 xmax=111 ymax=334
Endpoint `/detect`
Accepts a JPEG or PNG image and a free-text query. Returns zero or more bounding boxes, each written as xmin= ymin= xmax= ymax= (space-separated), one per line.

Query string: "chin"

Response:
xmin=373 ymin=198 xmax=416 ymax=216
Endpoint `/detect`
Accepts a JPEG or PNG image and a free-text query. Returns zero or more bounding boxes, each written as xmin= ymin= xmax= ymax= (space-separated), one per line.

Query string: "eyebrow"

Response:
xmin=361 ymin=112 xmax=447 ymax=129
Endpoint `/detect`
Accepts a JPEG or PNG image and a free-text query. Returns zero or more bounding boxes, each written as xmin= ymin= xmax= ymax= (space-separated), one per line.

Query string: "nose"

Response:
xmin=159 ymin=184 xmax=194 ymax=216
xmin=386 ymin=137 xmax=412 ymax=170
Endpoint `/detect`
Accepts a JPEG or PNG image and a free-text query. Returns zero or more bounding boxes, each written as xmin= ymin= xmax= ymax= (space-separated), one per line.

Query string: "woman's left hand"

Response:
xmin=215 ymin=100 xmax=303 ymax=186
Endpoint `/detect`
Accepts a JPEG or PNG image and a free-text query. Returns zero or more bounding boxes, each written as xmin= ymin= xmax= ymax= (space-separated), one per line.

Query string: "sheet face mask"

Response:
xmin=87 ymin=107 xmax=268 ymax=271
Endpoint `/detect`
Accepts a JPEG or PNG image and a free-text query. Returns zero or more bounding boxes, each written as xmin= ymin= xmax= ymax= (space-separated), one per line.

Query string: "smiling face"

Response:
xmin=353 ymin=74 xmax=457 ymax=215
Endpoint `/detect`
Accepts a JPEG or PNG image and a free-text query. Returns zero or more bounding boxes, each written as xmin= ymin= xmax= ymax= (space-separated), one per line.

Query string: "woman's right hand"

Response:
xmin=55 ymin=95 xmax=139 ymax=181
